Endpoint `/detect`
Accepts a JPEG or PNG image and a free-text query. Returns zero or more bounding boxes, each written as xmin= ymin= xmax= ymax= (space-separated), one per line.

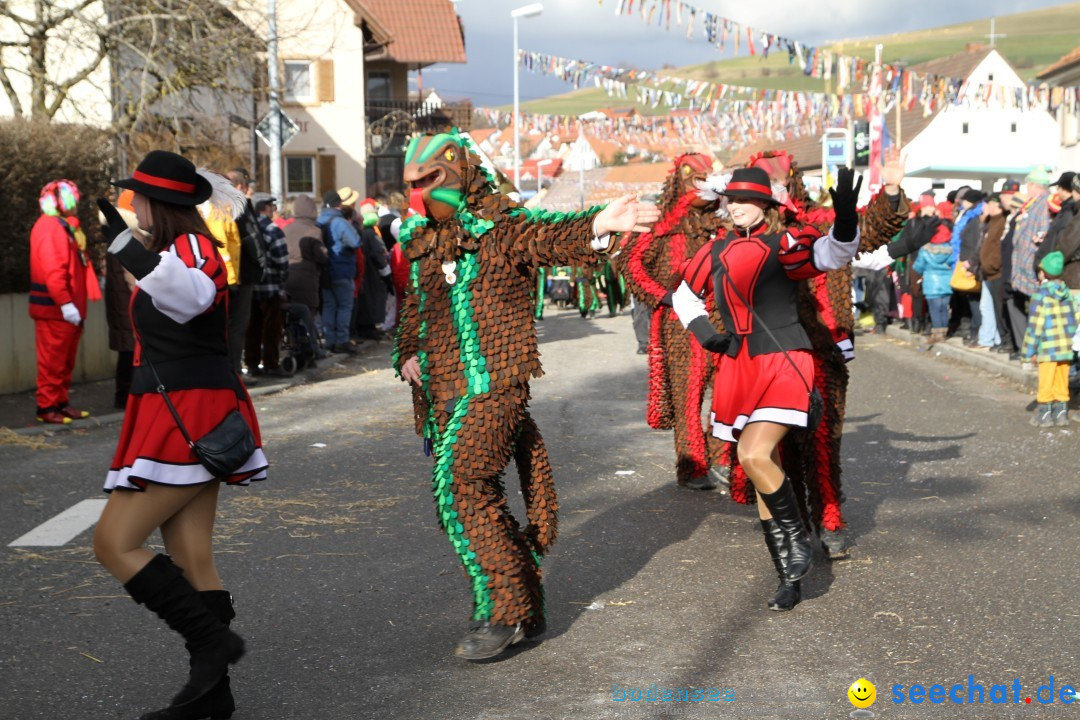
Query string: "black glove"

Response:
xmin=99 ymin=198 xmax=159 ymax=279
xmin=687 ymin=316 xmax=733 ymax=354
xmin=383 ymin=275 xmax=394 ymax=293
xmin=828 ymin=167 xmax=863 ymax=243
xmin=660 ymin=291 xmax=674 ymax=307
xmin=97 ymin=198 xmax=128 ymax=244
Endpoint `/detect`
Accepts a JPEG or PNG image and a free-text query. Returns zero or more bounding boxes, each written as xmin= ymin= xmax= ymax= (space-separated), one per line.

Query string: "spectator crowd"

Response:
xmin=27 ymin=168 xmax=408 ymax=424
xmin=855 ymin=166 xmax=1080 ymax=427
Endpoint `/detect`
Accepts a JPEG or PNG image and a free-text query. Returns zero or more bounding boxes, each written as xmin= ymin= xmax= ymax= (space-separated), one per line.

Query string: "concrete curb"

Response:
xmin=7 ymin=351 xmax=356 ymax=438
xmin=883 ymin=325 xmax=1038 ymax=391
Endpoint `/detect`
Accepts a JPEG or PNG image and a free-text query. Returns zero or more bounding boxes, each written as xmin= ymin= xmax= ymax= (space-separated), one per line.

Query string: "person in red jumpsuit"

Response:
xmin=29 ymin=180 xmax=94 ymax=424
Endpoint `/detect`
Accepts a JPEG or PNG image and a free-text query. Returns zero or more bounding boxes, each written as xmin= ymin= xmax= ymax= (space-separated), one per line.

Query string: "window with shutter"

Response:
xmin=318 ymin=154 xmax=336 ymax=196
xmin=317 ymin=59 xmax=335 ymax=103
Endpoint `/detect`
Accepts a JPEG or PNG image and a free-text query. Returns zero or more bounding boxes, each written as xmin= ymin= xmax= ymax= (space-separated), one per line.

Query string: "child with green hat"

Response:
xmin=1022 ymin=250 xmax=1079 ymax=426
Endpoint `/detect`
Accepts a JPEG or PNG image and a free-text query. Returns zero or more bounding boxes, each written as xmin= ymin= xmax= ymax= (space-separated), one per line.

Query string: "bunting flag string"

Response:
xmin=475 ymin=100 xmax=845 ymax=158
xmin=518 ymin=48 xmax=1080 ymax=121
xmin=595 ymin=0 xmax=1080 ymax=106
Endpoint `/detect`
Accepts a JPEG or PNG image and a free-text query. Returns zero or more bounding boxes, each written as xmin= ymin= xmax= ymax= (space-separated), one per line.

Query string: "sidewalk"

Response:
xmin=883 ymin=324 xmax=1039 ymax=391
xmin=0 ymin=339 xmax=392 ymax=437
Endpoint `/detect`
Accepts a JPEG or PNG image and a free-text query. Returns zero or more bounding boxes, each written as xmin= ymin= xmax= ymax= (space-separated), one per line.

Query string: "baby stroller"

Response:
xmin=280 ymin=303 xmax=318 ymax=374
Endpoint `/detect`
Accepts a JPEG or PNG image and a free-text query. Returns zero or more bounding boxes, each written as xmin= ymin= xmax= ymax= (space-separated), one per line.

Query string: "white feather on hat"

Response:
xmin=196 ymin=169 xmax=248 ymax=220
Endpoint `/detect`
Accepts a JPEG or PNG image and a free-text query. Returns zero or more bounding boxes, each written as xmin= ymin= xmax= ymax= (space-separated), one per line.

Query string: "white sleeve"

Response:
xmin=136 ymin=249 xmax=217 ymax=324
xmin=590 ymin=218 xmax=615 ymax=253
xmin=671 ymin=280 xmax=707 ymax=328
xmin=813 ymin=226 xmax=862 ymax=271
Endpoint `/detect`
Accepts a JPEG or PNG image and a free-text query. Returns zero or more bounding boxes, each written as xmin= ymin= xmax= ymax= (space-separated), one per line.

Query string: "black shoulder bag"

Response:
xmin=716 ymin=256 xmax=824 ymax=432
xmin=145 ymin=358 xmax=256 ymax=478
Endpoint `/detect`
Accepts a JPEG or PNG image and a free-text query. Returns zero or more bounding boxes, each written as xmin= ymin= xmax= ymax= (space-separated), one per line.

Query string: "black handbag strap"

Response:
xmin=144 ymin=356 xmax=197 ymax=450
xmin=143 ymin=356 xmax=244 ymax=450
xmin=716 ymin=252 xmax=814 ymax=396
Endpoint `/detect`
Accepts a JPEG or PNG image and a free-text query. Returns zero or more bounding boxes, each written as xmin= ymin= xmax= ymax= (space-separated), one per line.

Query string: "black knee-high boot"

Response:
xmin=760 ymin=519 xmax=801 ymax=611
xmin=758 ymin=478 xmax=813 ymax=582
xmin=139 ymin=591 xmax=238 ymax=720
xmin=123 ymin=555 xmax=244 ymax=717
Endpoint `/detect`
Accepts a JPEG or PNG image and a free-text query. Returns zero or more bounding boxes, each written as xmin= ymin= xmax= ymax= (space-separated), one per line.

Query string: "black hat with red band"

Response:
xmin=112 ymin=150 xmax=213 ymax=206
xmin=720 ymin=167 xmax=777 ymax=204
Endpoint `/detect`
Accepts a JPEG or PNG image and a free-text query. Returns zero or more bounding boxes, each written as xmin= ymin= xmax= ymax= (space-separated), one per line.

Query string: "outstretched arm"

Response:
xmin=502 ymin=195 xmax=659 ymax=269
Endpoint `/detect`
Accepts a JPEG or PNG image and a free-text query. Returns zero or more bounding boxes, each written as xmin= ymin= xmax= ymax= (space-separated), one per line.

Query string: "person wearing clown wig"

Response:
xmin=29 ymin=179 xmax=98 ymax=424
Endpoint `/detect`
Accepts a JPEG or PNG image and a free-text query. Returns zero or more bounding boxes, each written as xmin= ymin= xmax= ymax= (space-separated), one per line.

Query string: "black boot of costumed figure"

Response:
xmin=138 ymin=590 xmax=238 ymax=720
xmin=760 ymin=519 xmax=801 ymax=611
xmin=123 ymin=555 xmax=244 ymax=718
xmin=455 ymin=622 xmax=526 ymax=661
xmin=758 ymin=478 xmax=813 ymax=582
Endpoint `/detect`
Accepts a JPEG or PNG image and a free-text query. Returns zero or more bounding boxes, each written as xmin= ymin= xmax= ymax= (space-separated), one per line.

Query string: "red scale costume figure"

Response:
xmin=616 ymin=153 xmax=728 ymax=489
xmin=29 ymin=180 xmax=99 ymax=424
xmin=716 ymin=151 xmax=909 ymax=558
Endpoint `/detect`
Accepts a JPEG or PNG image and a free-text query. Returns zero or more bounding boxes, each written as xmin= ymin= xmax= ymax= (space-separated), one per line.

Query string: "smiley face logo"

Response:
xmin=848 ymin=678 xmax=876 ymax=708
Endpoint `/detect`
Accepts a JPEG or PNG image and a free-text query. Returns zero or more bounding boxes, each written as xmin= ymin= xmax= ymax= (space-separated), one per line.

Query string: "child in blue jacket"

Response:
xmin=912 ymin=224 xmax=956 ymax=344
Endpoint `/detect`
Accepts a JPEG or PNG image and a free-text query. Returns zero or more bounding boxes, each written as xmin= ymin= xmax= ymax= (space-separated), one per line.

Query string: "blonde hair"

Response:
xmin=762 ymin=205 xmax=785 ymax=233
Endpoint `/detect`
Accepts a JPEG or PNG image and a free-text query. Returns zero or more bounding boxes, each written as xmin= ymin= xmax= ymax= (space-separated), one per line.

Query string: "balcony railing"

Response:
xmin=366 ymin=98 xmax=473 ymax=132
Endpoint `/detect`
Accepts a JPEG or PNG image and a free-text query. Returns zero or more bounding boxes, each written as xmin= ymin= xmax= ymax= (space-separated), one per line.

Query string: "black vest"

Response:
xmin=130 ymin=288 xmax=234 ymax=394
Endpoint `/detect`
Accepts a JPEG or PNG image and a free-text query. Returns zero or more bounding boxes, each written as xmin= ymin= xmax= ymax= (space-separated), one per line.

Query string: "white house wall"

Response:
xmin=270 ymin=0 xmax=366 ymax=196
xmin=903 ymin=52 xmax=1059 ymax=184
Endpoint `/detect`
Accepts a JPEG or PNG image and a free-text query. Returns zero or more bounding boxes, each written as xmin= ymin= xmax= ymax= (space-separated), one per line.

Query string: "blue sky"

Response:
xmin=419 ymin=0 xmax=1074 ymax=107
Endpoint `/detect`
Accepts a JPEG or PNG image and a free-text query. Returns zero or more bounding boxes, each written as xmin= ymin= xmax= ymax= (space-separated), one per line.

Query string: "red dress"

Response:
xmin=105 ymin=233 xmax=267 ymax=491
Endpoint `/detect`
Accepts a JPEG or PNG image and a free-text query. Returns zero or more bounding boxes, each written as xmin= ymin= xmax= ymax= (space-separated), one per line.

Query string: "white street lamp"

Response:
xmin=512 ymin=2 xmax=543 ymax=193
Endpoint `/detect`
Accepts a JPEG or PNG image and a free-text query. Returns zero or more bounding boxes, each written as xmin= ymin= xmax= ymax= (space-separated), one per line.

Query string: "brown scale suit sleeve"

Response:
xmin=859 ymin=190 xmax=910 ymax=252
xmin=494 ymin=208 xmax=609 ymax=270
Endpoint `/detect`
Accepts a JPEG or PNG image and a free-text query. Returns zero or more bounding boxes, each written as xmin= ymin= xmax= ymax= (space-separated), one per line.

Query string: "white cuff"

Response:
xmin=852 ymin=244 xmax=891 ymax=271
xmin=107 ymin=228 xmax=135 ymax=255
xmin=378 ymin=264 xmax=392 ymax=277
xmin=590 ymin=218 xmax=613 ymax=252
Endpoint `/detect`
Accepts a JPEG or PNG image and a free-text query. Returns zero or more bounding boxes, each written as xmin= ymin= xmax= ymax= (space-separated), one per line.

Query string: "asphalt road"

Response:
xmin=1 ymin=307 xmax=1077 ymax=720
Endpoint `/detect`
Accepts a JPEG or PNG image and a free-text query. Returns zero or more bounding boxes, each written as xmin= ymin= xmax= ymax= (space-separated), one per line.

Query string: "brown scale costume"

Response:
xmin=719 ymin=150 xmax=909 ymax=554
xmin=616 ymin=154 xmax=728 ymax=486
xmin=393 ymin=129 xmax=618 ymax=634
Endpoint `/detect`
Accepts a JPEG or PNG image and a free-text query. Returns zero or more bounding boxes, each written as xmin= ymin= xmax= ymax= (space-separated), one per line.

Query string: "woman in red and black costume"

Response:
xmin=671 ymin=165 xmax=862 ymax=611
xmin=92 ymin=151 xmax=265 ymax=720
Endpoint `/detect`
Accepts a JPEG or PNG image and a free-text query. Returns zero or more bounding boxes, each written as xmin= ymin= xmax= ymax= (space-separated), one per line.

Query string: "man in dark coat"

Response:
xmin=283 ymin=194 xmax=327 ymax=357
xmin=1035 ymin=171 xmax=1078 ymax=274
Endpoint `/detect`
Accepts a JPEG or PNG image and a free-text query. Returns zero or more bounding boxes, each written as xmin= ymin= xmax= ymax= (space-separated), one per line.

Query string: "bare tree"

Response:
xmin=0 ymin=0 xmax=265 ymax=134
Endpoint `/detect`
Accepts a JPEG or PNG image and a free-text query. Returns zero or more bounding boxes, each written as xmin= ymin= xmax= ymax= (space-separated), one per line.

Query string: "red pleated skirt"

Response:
xmin=105 ymin=387 xmax=267 ymax=492
xmin=709 ymin=341 xmax=814 ymax=442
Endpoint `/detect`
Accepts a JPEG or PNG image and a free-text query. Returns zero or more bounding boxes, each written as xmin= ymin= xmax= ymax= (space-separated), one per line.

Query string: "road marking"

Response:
xmin=8 ymin=499 xmax=107 ymax=547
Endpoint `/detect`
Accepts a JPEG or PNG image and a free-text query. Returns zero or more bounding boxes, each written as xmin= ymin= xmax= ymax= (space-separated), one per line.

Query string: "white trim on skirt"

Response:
xmin=709 ymin=408 xmax=808 ymax=442
xmin=104 ymin=448 xmax=268 ymax=492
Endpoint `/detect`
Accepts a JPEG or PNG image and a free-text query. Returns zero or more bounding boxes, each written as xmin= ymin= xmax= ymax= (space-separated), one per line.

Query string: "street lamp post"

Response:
xmin=512 ymin=3 xmax=543 ymax=194
xmin=267 ymin=0 xmax=282 ymax=201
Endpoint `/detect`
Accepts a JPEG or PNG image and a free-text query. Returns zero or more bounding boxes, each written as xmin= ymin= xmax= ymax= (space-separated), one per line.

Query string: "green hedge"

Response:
xmin=0 ymin=119 xmax=114 ymax=294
